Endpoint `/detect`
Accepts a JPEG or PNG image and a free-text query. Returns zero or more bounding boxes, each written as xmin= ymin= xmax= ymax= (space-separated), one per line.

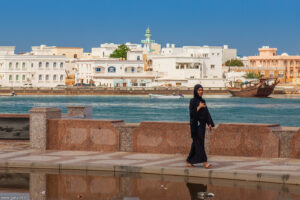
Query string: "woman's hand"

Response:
xmin=197 ymin=102 xmax=206 ymax=111
xmin=208 ymin=124 xmax=212 ymax=132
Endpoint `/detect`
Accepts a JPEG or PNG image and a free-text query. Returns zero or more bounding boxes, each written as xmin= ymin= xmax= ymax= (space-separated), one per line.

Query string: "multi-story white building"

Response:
xmin=146 ymin=44 xmax=236 ymax=87
xmin=75 ymin=59 xmax=154 ymax=87
xmin=0 ymin=46 xmax=67 ymax=87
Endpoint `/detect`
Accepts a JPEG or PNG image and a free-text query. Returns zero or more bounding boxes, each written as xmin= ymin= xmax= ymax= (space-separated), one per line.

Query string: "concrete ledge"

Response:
xmin=0 ymin=159 xmax=300 ymax=185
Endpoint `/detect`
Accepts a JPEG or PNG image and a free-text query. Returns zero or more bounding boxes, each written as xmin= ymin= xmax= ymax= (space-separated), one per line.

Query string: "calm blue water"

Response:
xmin=1 ymin=95 xmax=300 ymax=127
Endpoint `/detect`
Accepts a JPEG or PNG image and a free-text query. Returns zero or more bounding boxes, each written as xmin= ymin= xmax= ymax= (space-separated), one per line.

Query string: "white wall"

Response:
xmin=0 ymin=55 xmax=66 ymax=87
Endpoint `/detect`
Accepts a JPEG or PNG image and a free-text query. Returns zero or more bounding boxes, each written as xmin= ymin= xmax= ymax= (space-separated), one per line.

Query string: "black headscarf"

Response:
xmin=193 ymin=84 xmax=203 ymax=100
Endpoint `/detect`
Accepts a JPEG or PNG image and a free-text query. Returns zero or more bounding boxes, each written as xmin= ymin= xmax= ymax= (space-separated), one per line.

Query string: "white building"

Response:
xmin=0 ymin=46 xmax=67 ymax=87
xmin=91 ymin=42 xmax=143 ymax=59
xmin=146 ymin=44 xmax=236 ymax=87
xmin=75 ymin=59 xmax=154 ymax=87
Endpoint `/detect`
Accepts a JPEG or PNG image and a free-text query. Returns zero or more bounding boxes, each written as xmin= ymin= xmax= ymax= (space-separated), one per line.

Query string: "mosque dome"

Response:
xmin=281 ymin=53 xmax=289 ymax=56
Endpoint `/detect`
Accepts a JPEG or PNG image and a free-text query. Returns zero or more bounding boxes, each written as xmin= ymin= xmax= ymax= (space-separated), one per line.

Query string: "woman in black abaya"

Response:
xmin=186 ymin=84 xmax=214 ymax=168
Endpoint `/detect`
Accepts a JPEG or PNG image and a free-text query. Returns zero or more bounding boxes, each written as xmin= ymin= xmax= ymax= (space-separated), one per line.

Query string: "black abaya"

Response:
xmin=186 ymin=84 xmax=214 ymax=165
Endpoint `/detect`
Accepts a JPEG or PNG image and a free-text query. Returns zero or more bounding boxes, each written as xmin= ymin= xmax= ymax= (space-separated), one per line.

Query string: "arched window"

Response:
xmin=39 ymin=62 xmax=42 ymax=68
xmin=46 ymin=75 xmax=49 ymax=81
xmin=108 ymin=66 xmax=116 ymax=73
xmin=53 ymin=75 xmax=57 ymax=81
xmin=60 ymin=75 xmax=64 ymax=81
xmin=46 ymin=62 xmax=49 ymax=68
xmin=60 ymin=62 xmax=64 ymax=68
xmin=9 ymin=62 xmax=12 ymax=69
xmin=39 ymin=75 xmax=43 ymax=80
xmin=22 ymin=75 xmax=26 ymax=81
xmin=95 ymin=66 xmax=105 ymax=73
xmin=9 ymin=75 xmax=12 ymax=81
xmin=16 ymin=75 xmax=19 ymax=81
xmin=16 ymin=62 xmax=19 ymax=69
xmin=22 ymin=62 xmax=26 ymax=69
xmin=53 ymin=62 xmax=57 ymax=68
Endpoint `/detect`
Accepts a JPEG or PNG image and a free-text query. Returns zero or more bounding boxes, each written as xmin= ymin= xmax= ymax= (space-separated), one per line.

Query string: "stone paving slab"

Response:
xmin=0 ymin=150 xmax=300 ymax=185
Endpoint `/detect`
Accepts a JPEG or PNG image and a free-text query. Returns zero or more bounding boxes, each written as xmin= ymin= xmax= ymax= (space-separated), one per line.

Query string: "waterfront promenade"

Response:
xmin=1 ymin=141 xmax=300 ymax=185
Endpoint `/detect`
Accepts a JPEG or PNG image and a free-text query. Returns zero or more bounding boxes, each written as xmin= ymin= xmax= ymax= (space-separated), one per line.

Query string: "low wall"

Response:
xmin=0 ymin=114 xmax=29 ymax=140
xmin=47 ymin=119 xmax=123 ymax=151
xmin=44 ymin=114 xmax=300 ymax=158
xmin=1 ymin=107 xmax=299 ymax=159
xmin=209 ymin=124 xmax=280 ymax=158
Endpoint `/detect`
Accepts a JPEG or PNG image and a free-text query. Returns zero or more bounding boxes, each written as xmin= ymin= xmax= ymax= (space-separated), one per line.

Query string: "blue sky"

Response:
xmin=0 ymin=0 xmax=299 ymax=56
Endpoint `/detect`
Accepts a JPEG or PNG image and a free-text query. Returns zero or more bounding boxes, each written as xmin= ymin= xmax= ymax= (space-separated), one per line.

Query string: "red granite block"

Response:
xmin=132 ymin=121 xmax=191 ymax=154
xmin=47 ymin=119 xmax=123 ymax=152
xmin=209 ymin=123 xmax=280 ymax=158
xmin=290 ymin=128 xmax=300 ymax=159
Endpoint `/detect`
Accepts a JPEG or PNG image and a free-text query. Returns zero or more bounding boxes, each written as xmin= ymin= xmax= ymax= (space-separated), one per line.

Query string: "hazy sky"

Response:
xmin=0 ymin=0 xmax=299 ymax=56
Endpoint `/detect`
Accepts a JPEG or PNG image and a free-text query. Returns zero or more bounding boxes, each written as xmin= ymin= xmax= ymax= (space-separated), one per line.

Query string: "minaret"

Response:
xmin=141 ymin=27 xmax=155 ymax=53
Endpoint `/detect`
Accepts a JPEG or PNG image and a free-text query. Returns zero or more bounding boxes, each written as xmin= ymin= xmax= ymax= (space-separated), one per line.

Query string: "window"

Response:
xmin=270 ymin=73 xmax=274 ymax=78
xmin=9 ymin=75 xmax=12 ymax=81
xmin=9 ymin=62 xmax=12 ymax=69
xmin=108 ymin=66 xmax=116 ymax=73
xmin=46 ymin=75 xmax=49 ymax=81
xmin=60 ymin=75 xmax=64 ymax=81
xmin=211 ymin=65 xmax=215 ymax=69
xmin=176 ymin=65 xmax=179 ymax=69
xmin=16 ymin=75 xmax=19 ymax=81
xmin=140 ymin=83 xmax=146 ymax=86
xmin=31 ymin=63 xmax=34 ymax=68
xmin=39 ymin=62 xmax=42 ymax=68
xmin=96 ymin=68 xmax=101 ymax=72
xmin=131 ymin=68 xmax=135 ymax=72
xmin=53 ymin=75 xmax=57 ymax=81
xmin=60 ymin=63 xmax=64 ymax=68
xmin=53 ymin=62 xmax=56 ymax=68
xmin=46 ymin=62 xmax=49 ymax=68
xmin=39 ymin=75 xmax=42 ymax=80
xmin=137 ymin=56 xmax=141 ymax=60
xmin=22 ymin=62 xmax=26 ymax=69
xmin=22 ymin=75 xmax=26 ymax=81
xmin=278 ymin=72 xmax=284 ymax=78
xmin=16 ymin=62 xmax=19 ymax=69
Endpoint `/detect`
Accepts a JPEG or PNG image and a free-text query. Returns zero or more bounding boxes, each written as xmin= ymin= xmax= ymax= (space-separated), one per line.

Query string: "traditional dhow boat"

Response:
xmin=227 ymin=78 xmax=279 ymax=98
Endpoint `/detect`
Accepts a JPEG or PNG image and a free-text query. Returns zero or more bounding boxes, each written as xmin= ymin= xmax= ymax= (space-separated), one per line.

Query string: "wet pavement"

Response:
xmin=0 ymin=147 xmax=299 ymax=185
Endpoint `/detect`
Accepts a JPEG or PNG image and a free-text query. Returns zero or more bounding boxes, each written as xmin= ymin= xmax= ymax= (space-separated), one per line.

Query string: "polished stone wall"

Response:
xmin=0 ymin=114 xmax=29 ymax=139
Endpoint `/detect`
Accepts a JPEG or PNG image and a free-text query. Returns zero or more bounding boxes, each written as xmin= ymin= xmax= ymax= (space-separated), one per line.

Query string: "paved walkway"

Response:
xmin=0 ymin=147 xmax=300 ymax=185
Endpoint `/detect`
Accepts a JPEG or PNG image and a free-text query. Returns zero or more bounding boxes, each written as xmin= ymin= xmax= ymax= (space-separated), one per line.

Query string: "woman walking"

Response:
xmin=186 ymin=84 xmax=214 ymax=168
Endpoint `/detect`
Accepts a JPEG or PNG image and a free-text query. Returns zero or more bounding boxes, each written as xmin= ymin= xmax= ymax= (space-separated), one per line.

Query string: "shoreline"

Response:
xmin=0 ymin=87 xmax=299 ymax=96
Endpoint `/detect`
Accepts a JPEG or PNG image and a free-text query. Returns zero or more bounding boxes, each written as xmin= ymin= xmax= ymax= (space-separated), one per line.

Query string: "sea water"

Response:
xmin=0 ymin=95 xmax=300 ymax=127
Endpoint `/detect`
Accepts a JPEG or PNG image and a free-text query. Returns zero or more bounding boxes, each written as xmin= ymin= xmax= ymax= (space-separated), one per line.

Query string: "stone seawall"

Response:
xmin=1 ymin=106 xmax=299 ymax=159
xmin=0 ymin=87 xmax=294 ymax=96
xmin=0 ymin=87 xmax=229 ymax=95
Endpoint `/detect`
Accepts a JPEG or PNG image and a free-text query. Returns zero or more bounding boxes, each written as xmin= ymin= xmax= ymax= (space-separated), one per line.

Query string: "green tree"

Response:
xmin=225 ymin=59 xmax=244 ymax=66
xmin=109 ymin=44 xmax=130 ymax=59
xmin=243 ymin=72 xmax=263 ymax=79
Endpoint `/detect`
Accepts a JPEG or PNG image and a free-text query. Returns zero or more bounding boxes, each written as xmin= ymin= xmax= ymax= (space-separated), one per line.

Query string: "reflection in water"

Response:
xmin=0 ymin=170 xmax=300 ymax=200
xmin=186 ymin=183 xmax=207 ymax=200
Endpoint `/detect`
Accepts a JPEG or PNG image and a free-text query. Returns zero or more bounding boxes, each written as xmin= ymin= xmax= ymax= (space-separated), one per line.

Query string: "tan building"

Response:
xmin=51 ymin=47 xmax=84 ymax=59
xmin=249 ymin=46 xmax=300 ymax=84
